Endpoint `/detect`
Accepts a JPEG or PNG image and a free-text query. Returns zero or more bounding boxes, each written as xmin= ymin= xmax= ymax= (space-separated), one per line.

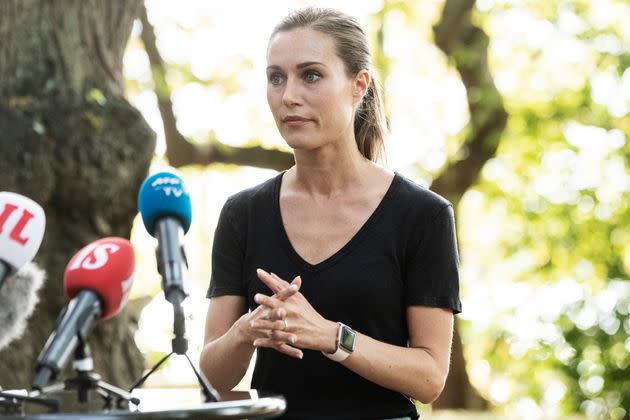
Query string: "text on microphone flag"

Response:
xmin=0 ymin=202 xmax=36 ymax=246
xmin=67 ymin=241 xmax=121 ymax=271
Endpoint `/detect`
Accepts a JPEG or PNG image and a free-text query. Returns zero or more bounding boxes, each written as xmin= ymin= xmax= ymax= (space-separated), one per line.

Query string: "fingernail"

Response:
xmin=253 ymin=340 xmax=260 ymax=347
xmin=254 ymin=294 xmax=261 ymax=302
xmin=290 ymin=284 xmax=297 ymax=291
xmin=298 ymin=353 xmax=303 ymax=359
xmin=291 ymin=336 xmax=297 ymax=344
xmin=257 ymin=268 xmax=264 ymax=276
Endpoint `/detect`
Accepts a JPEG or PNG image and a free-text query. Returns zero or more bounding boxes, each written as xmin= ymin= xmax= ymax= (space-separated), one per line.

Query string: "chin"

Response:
xmin=281 ymin=133 xmax=322 ymax=151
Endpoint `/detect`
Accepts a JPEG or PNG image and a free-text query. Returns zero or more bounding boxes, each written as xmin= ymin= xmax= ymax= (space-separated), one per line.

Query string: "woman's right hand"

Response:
xmin=235 ymin=274 xmax=303 ymax=358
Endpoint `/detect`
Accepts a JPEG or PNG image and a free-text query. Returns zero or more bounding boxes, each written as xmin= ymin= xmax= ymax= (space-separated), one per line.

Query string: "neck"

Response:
xmin=290 ymin=139 xmax=374 ymax=197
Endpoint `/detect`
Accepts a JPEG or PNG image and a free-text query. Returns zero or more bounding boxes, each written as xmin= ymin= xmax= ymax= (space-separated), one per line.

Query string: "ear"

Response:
xmin=352 ymin=69 xmax=370 ymax=105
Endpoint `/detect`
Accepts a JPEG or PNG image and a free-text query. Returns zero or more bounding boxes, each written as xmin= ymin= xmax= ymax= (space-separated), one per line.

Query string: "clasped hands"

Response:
xmin=238 ymin=268 xmax=337 ymax=359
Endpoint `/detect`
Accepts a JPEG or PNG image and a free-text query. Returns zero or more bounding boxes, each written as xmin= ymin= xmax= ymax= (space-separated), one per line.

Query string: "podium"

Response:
xmin=6 ymin=390 xmax=285 ymax=419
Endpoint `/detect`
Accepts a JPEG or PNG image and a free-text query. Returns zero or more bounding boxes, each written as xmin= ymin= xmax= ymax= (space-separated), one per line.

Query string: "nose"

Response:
xmin=282 ymin=77 xmax=301 ymax=107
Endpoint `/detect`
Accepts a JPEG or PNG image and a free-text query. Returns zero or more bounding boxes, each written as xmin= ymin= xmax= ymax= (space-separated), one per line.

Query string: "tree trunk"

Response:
xmin=431 ymin=0 xmax=506 ymax=409
xmin=0 ymin=0 xmax=154 ymax=389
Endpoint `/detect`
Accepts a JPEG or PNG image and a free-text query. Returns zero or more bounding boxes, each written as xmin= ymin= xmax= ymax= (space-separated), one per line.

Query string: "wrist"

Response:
xmin=321 ymin=320 xmax=339 ymax=354
xmin=321 ymin=322 xmax=357 ymax=362
xmin=233 ymin=316 xmax=254 ymax=347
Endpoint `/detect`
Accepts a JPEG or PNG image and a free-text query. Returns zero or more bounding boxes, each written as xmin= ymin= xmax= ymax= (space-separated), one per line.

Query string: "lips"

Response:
xmin=283 ymin=115 xmax=311 ymax=123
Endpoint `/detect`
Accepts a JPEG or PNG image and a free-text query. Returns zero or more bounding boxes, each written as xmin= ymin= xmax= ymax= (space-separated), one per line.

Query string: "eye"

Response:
xmin=268 ymin=72 xmax=284 ymax=86
xmin=304 ymin=70 xmax=321 ymax=83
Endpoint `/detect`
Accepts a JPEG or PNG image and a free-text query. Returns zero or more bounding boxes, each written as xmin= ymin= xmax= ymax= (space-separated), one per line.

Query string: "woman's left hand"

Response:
xmin=252 ymin=269 xmax=338 ymax=355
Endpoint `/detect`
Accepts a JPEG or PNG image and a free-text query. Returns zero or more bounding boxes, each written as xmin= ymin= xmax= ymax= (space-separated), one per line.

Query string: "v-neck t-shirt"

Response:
xmin=207 ymin=171 xmax=462 ymax=420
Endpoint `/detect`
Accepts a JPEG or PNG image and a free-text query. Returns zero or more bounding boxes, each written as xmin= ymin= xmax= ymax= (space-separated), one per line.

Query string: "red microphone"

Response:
xmin=32 ymin=238 xmax=135 ymax=390
xmin=64 ymin=237 xmax=134 ymax=319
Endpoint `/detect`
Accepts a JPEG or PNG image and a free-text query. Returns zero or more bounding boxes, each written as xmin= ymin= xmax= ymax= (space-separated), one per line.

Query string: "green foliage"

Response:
xmin=463 ymin=0 xmax=630 ymax=418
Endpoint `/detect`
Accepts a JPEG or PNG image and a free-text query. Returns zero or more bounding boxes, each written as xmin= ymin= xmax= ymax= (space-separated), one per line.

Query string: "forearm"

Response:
xmin=322 ymin=322 xmax=447 ymax=403
xmin=250 ymin=277 xmax=451 ymax=402
xmin=199 ymin=319 xmax=255 ymax=393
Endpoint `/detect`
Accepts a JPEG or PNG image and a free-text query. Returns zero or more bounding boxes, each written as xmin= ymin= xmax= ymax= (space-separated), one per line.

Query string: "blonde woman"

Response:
xmin=201 ymin=7 xmax=461 ymax=419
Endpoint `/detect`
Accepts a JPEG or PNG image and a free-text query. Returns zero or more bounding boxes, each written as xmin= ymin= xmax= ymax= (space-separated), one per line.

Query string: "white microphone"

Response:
xmin=0 ymin=262 xmax=46 ymax=350
xmin=0 ymin=192 xmax=46 ymax=290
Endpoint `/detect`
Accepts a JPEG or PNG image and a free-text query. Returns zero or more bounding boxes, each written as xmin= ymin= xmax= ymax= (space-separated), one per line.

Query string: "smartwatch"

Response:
xmin=322 ymin=323 xmax=356 ymax=362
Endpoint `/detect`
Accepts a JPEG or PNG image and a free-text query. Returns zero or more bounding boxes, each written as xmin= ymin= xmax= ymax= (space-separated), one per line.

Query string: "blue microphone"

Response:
xmin=138 ymin=171 xmax=192 ymax=306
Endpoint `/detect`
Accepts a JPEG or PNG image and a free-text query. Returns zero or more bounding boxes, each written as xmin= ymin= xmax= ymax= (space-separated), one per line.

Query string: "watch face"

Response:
xmin=340 ymin=326 xmax=356 ymax=352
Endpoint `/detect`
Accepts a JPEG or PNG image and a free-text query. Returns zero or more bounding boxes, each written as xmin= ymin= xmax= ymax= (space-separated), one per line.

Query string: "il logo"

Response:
xmin=68 ymin=243 xmax=120 ymax=271
xmin=0 ymin=203 xmax=35 ymax=246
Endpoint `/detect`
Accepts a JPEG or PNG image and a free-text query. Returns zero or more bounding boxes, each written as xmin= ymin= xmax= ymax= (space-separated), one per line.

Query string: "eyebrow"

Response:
xmin=266 ymin=61 xmax=326 ymax=71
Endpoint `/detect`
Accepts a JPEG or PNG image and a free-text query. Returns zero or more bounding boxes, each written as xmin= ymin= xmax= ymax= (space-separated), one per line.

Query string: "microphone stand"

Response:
xmin=37 ymin=334 xmax=139 ymax=411
xmin=130 ymin=227 xmax=220 ymax=403
xmin=0 ymin=389 xmax=58 ymax=416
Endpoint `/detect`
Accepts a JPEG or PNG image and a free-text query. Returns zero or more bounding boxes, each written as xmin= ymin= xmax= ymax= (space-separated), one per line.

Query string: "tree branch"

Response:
xmin=139 ymin=6 xmax=293 ymax=171
xmin=431 ymin=0 xmax=508 ymax=205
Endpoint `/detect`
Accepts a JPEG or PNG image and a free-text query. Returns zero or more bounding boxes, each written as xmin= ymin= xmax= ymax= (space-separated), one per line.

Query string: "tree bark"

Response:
xmin=0 ymin=0 xmax=154 ymax=389
xmin=431 ymin=0 xmax=507 ymax=409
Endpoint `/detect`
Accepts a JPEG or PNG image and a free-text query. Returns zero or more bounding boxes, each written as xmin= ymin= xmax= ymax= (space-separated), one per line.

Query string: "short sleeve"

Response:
xmin=207 ymin=198 xmax=246 ymax=298
xmin=405 ymin=204 xmax=462 ymax=314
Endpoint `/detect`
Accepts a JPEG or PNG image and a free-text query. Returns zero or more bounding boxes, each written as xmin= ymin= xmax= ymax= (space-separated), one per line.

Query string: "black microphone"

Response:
xmin=0 ymin=262 xmax=46 ymax=350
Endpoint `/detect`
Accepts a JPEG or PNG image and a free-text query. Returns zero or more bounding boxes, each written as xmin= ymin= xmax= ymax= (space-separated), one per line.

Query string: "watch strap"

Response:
xmin=322 ymin=323 xmax=354 ymax=362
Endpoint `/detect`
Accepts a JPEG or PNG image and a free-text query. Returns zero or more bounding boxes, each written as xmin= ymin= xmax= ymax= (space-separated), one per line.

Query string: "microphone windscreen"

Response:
xmin=64 ymin=237 xmax=135 ymax=320
xmin=137 ymin=171 xmax=192 ymax=235
xmin=0 ymin=262 xmax=46 ymax=350
xmin=0 ymin=192 xmax=46 ymax=270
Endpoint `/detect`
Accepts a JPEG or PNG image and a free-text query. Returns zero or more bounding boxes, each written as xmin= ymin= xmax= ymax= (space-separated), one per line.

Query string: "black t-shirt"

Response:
xmin=207 ymin=171 xmax=462 ymax=420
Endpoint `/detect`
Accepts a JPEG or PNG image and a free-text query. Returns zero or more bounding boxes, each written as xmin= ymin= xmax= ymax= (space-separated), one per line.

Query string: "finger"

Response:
xmin=290 ymin=276 xmax=302 ymax=289
xmin=256 ymin=269 xmax=285 ymax=294
xmin=271 ymin=273 xmax=303 ymax=294
xmin=254 ymin=339 xmax=303 ymax=359
xmin=274 ymin=283 xmax=299 ymax=302
xmin=254 ymin=293 xmax=280 ymax=309
xmin=251 ymin=318 xmax=290 ymax=332
xmin=268 ymin=307 xmax=286 ymax=321
xmin=252 ymin=307 xmax=270 ymax=319
xmin=269 ymin=330 xmax=297 ymax=343
xmin=276 ymin=342 xmax=303 ymax=359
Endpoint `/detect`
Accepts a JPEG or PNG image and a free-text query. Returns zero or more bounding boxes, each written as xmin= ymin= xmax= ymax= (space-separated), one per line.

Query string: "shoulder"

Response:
xmin=221 ymin=172 xmax=281 ymax=220
xmin=392 ymin=172 xmax=452 ymax=219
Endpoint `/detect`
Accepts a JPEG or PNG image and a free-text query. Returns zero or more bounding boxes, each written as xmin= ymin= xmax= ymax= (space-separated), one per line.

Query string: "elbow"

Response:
xmin=198 ymin=346 xmax=212 ymax=382
xmin=413 ymin=372 xmax=447 ymax=404
xmin=198 ymin=343 xmax=244 ymax=395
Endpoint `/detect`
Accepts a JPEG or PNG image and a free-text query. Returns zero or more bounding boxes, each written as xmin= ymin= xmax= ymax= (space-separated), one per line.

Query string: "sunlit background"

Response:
xmin=120 ymin=0 xmax=630 ymax=419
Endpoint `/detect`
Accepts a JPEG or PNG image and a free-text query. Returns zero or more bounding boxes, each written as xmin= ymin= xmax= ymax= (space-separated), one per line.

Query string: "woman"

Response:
xmin=200 ymin=7 xmax=461 ymax=420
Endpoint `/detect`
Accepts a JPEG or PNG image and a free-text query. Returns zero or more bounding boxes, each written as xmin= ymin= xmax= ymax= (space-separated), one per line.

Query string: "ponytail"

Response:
xmin=354 ymin=76 xmax=386 ymax=162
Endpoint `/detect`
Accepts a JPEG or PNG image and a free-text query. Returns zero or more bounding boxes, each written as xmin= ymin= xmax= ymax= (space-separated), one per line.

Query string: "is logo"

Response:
xmin=68 ymin=243 xmax=121 ymax=271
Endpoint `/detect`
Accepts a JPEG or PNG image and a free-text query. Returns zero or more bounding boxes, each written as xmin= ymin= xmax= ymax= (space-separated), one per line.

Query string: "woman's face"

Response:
xmin=266 ymin=28 xmax=365 ymax=152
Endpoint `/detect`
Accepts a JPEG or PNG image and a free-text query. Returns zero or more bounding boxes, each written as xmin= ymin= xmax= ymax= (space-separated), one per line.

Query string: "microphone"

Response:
xmin=0 ymin=262 xmax=46 ymax=350
xmin=137 ymin=171 xmax=192 ymax=306
xmin=0 ymin=192 xmax=46 ymax=290
xmin=32 ymin=237 xmax=135 ymax=391
xmin=135 ymin=172 xmax=219 ymax=402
